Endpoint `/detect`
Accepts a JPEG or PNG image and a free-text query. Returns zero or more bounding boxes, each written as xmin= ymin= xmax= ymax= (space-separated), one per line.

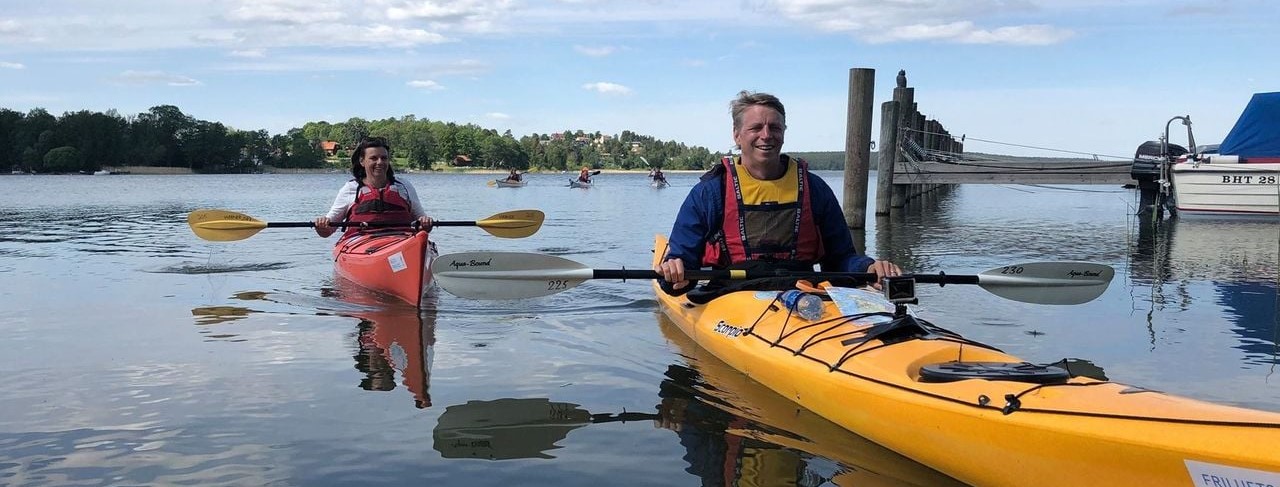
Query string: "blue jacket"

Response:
xmin=664 ymin=163 xmax=875 ymax=274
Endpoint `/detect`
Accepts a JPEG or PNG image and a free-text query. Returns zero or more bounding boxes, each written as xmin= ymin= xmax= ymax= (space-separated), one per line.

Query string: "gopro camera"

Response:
xmin=883 ymin=276 xmax=917 ymax=304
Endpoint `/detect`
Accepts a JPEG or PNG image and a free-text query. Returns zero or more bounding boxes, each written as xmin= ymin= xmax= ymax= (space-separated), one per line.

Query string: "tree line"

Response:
xmin=0 ymin=105 xmax=738 ymax=174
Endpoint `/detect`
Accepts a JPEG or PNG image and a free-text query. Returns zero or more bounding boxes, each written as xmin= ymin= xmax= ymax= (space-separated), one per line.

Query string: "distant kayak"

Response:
xmin=568 ymin=179 xmax=592 ymax=189
xmin=650 ymin=179 xmax=669 ymax=188
xmin=493 ymin=179 xmax=526 ymax=188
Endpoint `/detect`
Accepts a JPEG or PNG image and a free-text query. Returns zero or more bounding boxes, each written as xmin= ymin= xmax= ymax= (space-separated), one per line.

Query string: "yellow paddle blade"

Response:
xmin=476 ymin=209 xmax=544 ymax=238
xmin=187 ymin=209 xmax=269 ymax=241
xmin=486 ymin=180 xmax=497 ymax=187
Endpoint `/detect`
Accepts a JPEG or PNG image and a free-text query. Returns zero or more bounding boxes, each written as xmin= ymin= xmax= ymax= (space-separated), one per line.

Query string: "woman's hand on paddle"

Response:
xmin=656 ymin=257 xmax=689 ymax=290
xmin=865 ymin=259 xmax=902 ymax=290
xmin=314 ymin=217 xmax=336 ymax=238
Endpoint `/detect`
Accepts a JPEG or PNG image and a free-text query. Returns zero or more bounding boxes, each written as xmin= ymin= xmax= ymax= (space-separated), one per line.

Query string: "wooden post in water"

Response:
xmin=843 ymin=68 xmax=875 ymax=229
xmin=892 ymin=81 xmax=914 ymax=209
xmin=876 ymin=100 xmax=900 ymax=215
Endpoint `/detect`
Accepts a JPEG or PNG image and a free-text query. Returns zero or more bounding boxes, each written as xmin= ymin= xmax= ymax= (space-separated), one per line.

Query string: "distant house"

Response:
xmin=320 ymin=140 xmax=340 ymax=156
xmin=452 ymin=154 xmax=474 ymax=167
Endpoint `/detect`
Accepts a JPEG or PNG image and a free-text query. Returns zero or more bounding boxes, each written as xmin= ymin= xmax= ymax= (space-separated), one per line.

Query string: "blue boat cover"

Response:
xmin=1218 ymin=92 xmax=1280 ymax=157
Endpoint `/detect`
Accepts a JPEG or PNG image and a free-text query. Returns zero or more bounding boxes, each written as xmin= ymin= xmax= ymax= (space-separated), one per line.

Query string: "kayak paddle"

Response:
xmin=188 ymin=209 xmax=545 ymax=242
xmin=430 ymin=251 xmax=1114 ymax=306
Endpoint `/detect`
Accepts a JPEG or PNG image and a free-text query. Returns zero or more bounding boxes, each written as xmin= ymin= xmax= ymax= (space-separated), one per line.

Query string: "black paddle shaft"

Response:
xmin=266 ymin=220 xmax=474 ymax=229
xmin=589 ymin=269 xmax=980 ymax=286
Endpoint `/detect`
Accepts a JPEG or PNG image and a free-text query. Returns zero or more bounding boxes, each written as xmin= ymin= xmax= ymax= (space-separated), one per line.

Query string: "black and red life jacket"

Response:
xmin=339 ymin=180 xmax=415 ymax=240
xmin=702 ymin=155 xmax=823 ymax=268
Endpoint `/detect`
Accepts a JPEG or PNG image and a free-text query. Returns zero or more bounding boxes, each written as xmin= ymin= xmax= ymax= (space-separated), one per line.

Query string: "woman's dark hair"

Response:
xmin=350 ymin=137 xmax=395 ymax=182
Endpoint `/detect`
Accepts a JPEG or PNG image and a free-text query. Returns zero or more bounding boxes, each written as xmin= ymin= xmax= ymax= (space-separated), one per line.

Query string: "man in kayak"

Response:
xmin=505 ymin=167 xmax=522 ymax=182
xmin=650 ymin=167 xmax=667 ymax=185
xmin=655 ymin=91 xmax=900 ymax=294
xmin=314 ymin=137 xmax=433 ymax=239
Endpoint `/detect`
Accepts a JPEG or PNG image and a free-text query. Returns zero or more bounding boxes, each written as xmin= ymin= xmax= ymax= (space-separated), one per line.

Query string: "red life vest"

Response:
xmin=702 ymin=155 xmax=823 ymax=267
xmin=339 ymin=181 xmax=416 ymax=240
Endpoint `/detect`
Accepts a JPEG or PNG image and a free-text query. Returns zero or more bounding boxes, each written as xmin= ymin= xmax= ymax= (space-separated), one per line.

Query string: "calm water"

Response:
xmin=0 ymin=171 xmax=1276 ymax=486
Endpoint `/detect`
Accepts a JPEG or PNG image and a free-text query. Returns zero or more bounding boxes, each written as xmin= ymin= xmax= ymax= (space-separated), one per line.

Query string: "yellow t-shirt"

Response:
xmin=733 ymin=158 xmax=799 ymax=205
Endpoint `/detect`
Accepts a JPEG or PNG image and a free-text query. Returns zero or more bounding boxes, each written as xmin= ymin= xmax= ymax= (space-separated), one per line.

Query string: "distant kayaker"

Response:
xmin=578 ymin=166 xmax=592 ymax=183
xmin=655 ymin=91 xmax=900 ymax=293
xmin=314 ymin=137 xmax=433 ymax=239
xmin=505 ymin=167 xmax=522 ymax=182
xmin=649 ymin=167 xmax=667 ymax=184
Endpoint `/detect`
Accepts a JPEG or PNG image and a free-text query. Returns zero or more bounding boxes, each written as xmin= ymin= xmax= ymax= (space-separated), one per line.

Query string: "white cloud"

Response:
xmin=486 ymin=112 xmax=511 ymax=120
xmin=0 ymin=61 xmax=25 ymax=69
xmin=407 ymin=79 xmax=444 ymax=90
xmin=582 ymin=82 xmax=632 ymax=95
xmin=114 ymin=70 xmax=202 ymax=87
xmin=361 ymin=24 xmax=449 ymax=46
xmin=762 ymin=0 xmax=1074 ymax=45
xmin=574 ymin=45 xmax=616 ymax=57
xmin=226 ymin=0 xmax=345 ymax=24
xmin=229 ymin=49 xmax=266 ymax=58
xmin=680 ymin=59 xmax=706 ymax=68
xmin=870 ymin=21 xmax=1072 ymax=45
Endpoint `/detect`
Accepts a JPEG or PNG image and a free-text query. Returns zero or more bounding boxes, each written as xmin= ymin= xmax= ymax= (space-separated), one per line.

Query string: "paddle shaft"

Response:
xmin=267 ymin=220 xmax=482 ymax=229
xmin=593 ymin=268 xmax=983 ymax=284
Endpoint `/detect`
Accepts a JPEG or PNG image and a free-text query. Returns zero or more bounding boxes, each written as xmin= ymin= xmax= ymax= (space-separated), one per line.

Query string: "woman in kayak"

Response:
xmin=314 ymin=137 xmax=433 ymax=239
xmin=655 ymin=91 xmax=900 ymax=293
xmin=577 ymin=166 xmax=592 ymax=183
xmin=505 ymin=167 xmax=522 ymax=182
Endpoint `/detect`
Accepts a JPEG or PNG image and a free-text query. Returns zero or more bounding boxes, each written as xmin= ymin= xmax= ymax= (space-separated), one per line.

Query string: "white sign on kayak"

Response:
xmin=1185 ymin=460 xmax=1280 ymax=487
xmin=388 ymin=252 xmax=408 ymax=273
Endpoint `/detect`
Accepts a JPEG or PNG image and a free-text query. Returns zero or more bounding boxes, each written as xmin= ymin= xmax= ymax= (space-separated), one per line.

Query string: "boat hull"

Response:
xmin=494 ymin=179 xmax=526 ymax=188
xmin=568 ymin=179 xmax=591 ymax=189
xmin=333 ymin=231 xmax=435 ymax=307
xmin=651 ymin=235 xmax=1280 ymax=487
xmin=1172 ymin=161 xmax=1280 ymax=217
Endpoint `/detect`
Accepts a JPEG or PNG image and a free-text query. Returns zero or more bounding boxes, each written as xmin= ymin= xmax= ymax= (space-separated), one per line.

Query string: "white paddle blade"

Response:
xmin=432 ymin=252 xmax=595 ymax=299
xmin=977 ymin=262 xmax=1114 ymax=305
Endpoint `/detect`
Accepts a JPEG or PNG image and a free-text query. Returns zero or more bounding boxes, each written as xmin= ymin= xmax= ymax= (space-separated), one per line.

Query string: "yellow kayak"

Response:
xmin=649 ymin=234 xmax=1280 ymax=487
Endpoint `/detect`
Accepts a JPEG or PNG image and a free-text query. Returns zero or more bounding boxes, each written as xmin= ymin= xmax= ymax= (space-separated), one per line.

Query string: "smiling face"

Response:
xmin=733 ymin=105 xmax=786 ymax=171
xmin=359 ymin=146 xmax=391 ymax=184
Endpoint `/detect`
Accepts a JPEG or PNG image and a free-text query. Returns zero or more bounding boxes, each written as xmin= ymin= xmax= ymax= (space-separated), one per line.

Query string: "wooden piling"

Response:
xmin=892 ymin=86 xmax=914 ymax=208
xmin=876 ymin=100 xmax=899 ymax=215
xmin=843 ymin=68 xmax=875 ymax=229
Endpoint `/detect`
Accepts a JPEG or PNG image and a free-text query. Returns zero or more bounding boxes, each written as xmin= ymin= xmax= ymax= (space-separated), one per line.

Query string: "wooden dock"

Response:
xmin=893 ymin=158 xmax=1134 ymax=185
xmin=839 ymin=68 xmax=1138 ymax=227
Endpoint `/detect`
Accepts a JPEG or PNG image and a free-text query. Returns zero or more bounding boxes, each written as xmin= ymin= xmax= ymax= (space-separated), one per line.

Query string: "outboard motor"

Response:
xmin=1131 ymin=141 xmax=1186 ymax=214
xmin=1131 ymin=140 xmax=1186 ymax=183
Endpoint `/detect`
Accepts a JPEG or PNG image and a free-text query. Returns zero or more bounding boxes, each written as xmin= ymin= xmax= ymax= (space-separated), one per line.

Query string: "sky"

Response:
xmin=0 ymin=0 xmax=1275 ymax=160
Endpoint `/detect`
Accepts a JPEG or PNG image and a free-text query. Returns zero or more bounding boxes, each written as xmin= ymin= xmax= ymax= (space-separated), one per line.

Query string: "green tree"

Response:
xmin=43 ymin=146 xmax=82 ymax=173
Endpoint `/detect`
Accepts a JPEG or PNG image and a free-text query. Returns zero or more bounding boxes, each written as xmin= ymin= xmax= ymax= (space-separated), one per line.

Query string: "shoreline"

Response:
xmin=50 ymin=166 xmax=707 ymax=176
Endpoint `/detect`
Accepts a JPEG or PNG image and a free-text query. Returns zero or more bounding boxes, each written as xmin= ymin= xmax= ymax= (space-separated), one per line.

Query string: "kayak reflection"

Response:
xmin=341 ymin=281 xmax=438 ymax=409
xmin=654 ymin=315 xmax=968 ymax=487
xmin=431 ymin=317 xmax=965 ymax=486
xmin=351 ymin=307 xmax=436 ymax=408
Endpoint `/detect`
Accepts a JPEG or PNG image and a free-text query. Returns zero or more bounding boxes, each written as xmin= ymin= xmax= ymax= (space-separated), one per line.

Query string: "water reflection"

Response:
xmin=351 ymin=306 xmax=436 ymax=409
xmin=1130 ymin=216 xmax=1280 ymax=365
xmin=654 ymin=317 xmax=967 ymax=487
xmin=428 ymin=316 xmax=965 ymax=486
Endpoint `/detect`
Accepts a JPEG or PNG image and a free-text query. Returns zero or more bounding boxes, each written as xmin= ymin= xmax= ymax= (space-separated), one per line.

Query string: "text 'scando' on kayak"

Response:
xmin=334 ymin=230 xmax=436 ymax=307
xmin=650 ymin=235 xmax=1280 ymax=487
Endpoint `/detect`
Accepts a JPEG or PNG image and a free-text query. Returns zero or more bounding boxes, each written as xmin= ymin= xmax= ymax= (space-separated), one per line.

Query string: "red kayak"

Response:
xmin=333 ymin=230 xmax=436 ymax=307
